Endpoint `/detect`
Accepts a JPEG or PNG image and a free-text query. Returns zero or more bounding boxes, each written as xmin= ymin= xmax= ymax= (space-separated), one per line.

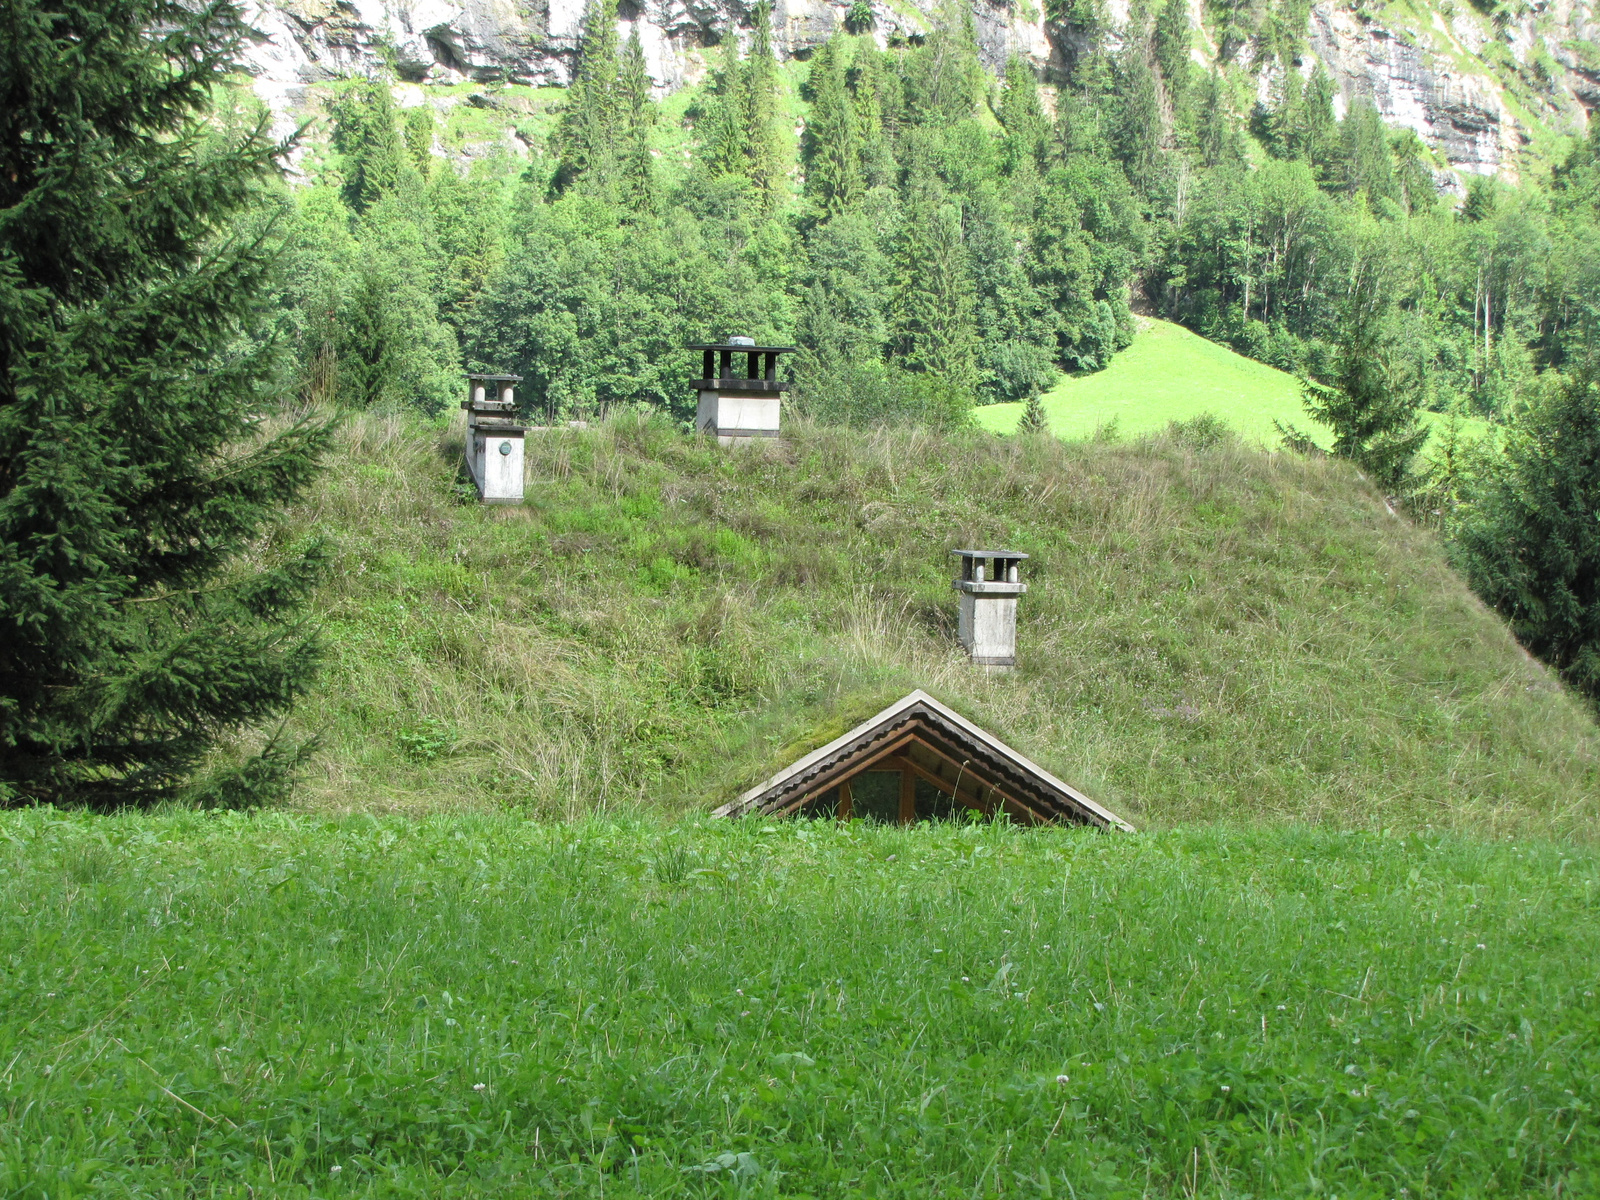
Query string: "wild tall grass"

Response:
xmin=262 ymin=410 xmax=1598 ymax=838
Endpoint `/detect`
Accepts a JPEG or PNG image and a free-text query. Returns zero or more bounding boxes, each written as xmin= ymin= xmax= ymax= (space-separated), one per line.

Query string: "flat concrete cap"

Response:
xmin=467 ymin=373 xmax=523 ymax=382
xmin=952 ymin=549 xmax=1029 ymax=559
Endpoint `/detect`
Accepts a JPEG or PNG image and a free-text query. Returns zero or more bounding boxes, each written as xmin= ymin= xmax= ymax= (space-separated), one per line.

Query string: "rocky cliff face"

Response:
xmin=239 ymin=0 xmax=1595 ymax=181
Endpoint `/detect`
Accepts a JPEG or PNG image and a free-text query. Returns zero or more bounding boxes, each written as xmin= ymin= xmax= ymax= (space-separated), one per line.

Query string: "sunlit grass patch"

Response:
xmin=3 ymin=810 xmax=1596 ymax=1195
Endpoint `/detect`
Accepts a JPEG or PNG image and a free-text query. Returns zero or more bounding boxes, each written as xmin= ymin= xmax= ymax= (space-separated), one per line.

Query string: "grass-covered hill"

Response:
xmin=972 ymin=318 xmax=1494 ymax=452
xmin=272 ymin=412 xmax=1598 ymax=839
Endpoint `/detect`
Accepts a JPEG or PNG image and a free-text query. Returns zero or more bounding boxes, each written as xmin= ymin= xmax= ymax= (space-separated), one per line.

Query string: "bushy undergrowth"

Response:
xmin=265 ymin=412 xmax=1599 ymax=838
xmin=2 ymin=809 xmax=1595 ymax=1196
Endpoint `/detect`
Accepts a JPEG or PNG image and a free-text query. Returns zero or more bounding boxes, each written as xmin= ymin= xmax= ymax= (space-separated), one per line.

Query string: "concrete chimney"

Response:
xmin=952 ymin=550 xmax=1028 ymax=668
xmin=688 ymin=338 xmax=797 ymax=446
xmin=463 ymin=372 xmax=525 ymax=504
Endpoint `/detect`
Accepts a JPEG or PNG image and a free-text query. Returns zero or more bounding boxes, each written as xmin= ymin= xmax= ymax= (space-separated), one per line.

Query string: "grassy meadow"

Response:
xmin=265 ymin=410 xmax=1598 ymax=839
xmin=4 ymin=810 xmax=1597 ymax=1196
xmin=973 ymin=319 xmax=1491 ymax=454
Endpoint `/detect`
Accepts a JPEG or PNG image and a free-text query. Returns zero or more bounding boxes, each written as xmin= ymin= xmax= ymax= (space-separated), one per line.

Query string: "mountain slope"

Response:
xmin=271 ymin=413 xmax=1599 ymax=838
xmin=975 ymin=317 xmax=1314 ymax=444
xmin=973 ymin=317 xmax=1493 ymax=450
xmin=238 ymin=0 xmax=1595 ymax=183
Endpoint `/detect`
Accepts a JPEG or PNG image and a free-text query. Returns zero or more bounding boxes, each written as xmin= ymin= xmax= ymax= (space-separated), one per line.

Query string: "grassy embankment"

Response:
xmin=974 ymin=318 xmax=1491 ymax=453
xmin=271 ymin=411 xmax=1597 ymax=838
xmin=4 ymin=810 xmax=1596 ymax=1196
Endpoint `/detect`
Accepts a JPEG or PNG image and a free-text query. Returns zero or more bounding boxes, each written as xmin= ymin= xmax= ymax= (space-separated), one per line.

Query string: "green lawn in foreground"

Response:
xmin=5 ymin=810 xmax=1596 ymax=1196
xmin=975 ymin=319 xmax=1489 ymax=451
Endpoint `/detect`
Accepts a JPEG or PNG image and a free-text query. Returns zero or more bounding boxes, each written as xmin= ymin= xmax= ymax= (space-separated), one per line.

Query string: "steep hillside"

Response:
xmin=269 ymin=413 xmax=1599 ymax=837
xmin=975 ymin=316 xmax=1314 ymax=443
xmin=239 ymin=0 xmax=1595 ymax=181
xmin=972 ymin=317 xmax=1494 ymax=449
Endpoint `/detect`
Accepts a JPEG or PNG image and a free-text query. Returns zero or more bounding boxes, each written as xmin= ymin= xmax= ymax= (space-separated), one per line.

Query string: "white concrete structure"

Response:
xmin=953 ymin=550 xmax=1028 ymax=668
xmin=463 ymin=372 xmax=525 ymax=504
xmin=689 ymin=339 xmax=796 ymax=447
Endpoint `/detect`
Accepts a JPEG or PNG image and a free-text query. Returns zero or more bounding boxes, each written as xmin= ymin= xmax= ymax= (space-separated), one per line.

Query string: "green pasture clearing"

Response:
xmin=974 ymin=319 xmax=1490 ymax=452
xmin=4 ymin=810 xmax=1595 ymax=1196
xmin=274 ymin=414 xmax=1597 ymax=835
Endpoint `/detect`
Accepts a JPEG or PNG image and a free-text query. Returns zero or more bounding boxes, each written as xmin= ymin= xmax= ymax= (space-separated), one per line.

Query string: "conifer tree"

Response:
xmin=1055 ymin=48 xmax=1115 ymax=159
xmin=338 ymin=267 xmax=402 ymax=407
xmin=701 ymin=32 xmax=748 ymax=178
xmin=890 ymin=195 xmax=980 ymax=391
xmin=907 ymin=0 xmax=986 ymax=126
xmin=1340 ymin=97 xmax=1399 ymax=209
xmin=1154 ymin=0 xmax=1193 ymax=101
xmin=1196 ymin=67 xmax=1238 ymax=167
xmin=619 ymin=27 xmax=657 ymax=211
xmin=1018 ymin=389 xmax=1050 ymax=433
xmin=0 ymin=0 xmax=332 ymax=807
xmin=1115 ymin=3 xmax=1163 ymax=192
xmin=1391 ymin=128 xmax=1436 ymax=214
xmin=804 ymin=35 xmax=862 ymax=216
xmin=1266 ymin=63 xmax=1304 ymax=159
xmin=852 ymin=45 xmax=899 ymax=186
xmin=999 ymin=56 xmax=1050 ymax=179
xmin=404 ymin=107 xmax=435 ymax=179
xmin=742 ymin=1 xmax=788 ymax=203
xmin=1300 ymin=66 xmax=1339 ymax=181
xmin=1452 ymin=365 xmax=1600 ymax=697
xmin=330 ymin=80 xmax=408 ymax=213
xmin=554 ymin=0 xmax=622 ymax=194
xmin=1302 ymin=241 xmax=1427 ymax=489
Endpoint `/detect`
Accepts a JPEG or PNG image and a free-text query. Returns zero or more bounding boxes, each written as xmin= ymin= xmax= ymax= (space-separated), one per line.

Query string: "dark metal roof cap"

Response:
xmin=686 ymin=343 xmax=800 ymax=353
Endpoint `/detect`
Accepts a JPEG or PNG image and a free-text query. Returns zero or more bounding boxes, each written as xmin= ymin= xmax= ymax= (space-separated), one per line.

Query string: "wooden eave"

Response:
xmin=712 ymin=691 xmax=1133 ymax=831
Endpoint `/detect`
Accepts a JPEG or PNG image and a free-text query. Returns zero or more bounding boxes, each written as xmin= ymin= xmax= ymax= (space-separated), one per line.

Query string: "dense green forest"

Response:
xmin=280 ymin=0 xmax=1600 ymax=427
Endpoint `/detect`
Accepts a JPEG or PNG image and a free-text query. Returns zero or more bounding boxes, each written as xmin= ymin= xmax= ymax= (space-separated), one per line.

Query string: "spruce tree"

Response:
xmin=852 ymin=45 xmax=899 ymax=186
xmin=330 ymin=80 xmax=408 ymax=213
xmin=907 ymin=0 xmax=986 ymax=126
xmin=338 ymin=266 xmax=402 ymax=408
xmin=1302 ymin=243 xmax=1427 ymax=489
xmin=1452 ymin=366 xmax=1600 ymax=697
xmin=804 ymin=35 xmax=862 ymax=216
xmin=1340 ymin=97 xmax=1399 ymax=209
xmin=889 ymin=196 xmax=980 ymax=392
xmin=1154 ymin=0 xmax=1193 ymax=102
xmin=1115 ymin=4 xmax=1164 ymax=193
xmin=701 ymin=32 xmax=748 ymax=178
xmin=1018 ymin=389 xmax=1050 ymax=433
xmin=619 ymin=28 xmax=657 ymax=211
xmin=1196 ymin=67 xmax=1238 ymax=167
xmin=1266 ymin=62 xmax=1304 ymax=159
xmin=554 ymin=0 xmax=622 ymax=195
xmin=999 ymin=56 xmax=1050 ymax=179
xmin=1301 ymin=66 xmax=1339 ymax=182
xmin=1391 ymin=128 xmax=1436 ymax=214
xmin=0 ymin=0 xmax=332 ymax=807
xmin=742 ymin=1 xmax=788 ymax=203
xmin=404 ymin=107 xmax=435 ymax=179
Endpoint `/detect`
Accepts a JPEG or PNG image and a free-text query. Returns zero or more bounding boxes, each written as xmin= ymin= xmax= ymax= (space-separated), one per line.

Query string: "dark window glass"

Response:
xmin=914 ymin=778 xmax=960 ymax=821
xmin=848 ymin=771 xmax=901 ymax=823
xmin=801 ymin=787 xmax=840 ymax=818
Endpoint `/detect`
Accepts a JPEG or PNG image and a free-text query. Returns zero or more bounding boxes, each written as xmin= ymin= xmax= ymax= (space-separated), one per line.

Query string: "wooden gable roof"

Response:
xmin=712 ymin=691 xmax=1133 ymax=830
